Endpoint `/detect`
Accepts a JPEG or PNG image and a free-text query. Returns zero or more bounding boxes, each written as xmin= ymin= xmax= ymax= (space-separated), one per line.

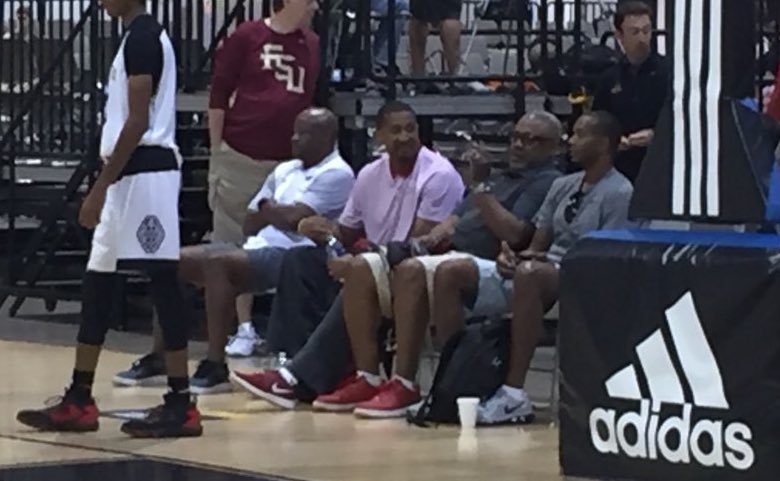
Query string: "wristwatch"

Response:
xmin=256 ymin=198 xmax=270 ymax=211
xmin=471 ymin=181 xmax=493 ymax=194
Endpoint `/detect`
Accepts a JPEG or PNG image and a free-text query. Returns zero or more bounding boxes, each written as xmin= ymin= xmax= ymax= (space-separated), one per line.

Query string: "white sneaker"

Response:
xmin=476 ymin=386 xmax=535 ymax=425
xmin=225 ymin=322 xmax=262 ymax=358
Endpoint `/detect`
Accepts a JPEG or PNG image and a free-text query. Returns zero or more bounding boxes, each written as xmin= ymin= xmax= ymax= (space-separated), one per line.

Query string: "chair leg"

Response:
xmin=550 ymin=348 xmax=559 ymax=423
xmin=550 ymin=327 xmax=561 ymax=424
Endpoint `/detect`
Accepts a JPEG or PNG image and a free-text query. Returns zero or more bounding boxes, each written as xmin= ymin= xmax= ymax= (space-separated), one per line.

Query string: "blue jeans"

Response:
xmin=371 ymin=0 xmax=409 ymax=67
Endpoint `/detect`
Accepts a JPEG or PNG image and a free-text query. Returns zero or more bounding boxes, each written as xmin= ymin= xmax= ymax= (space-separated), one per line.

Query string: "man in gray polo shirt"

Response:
xmin=474 ymin=111 xmax=633 ymax=425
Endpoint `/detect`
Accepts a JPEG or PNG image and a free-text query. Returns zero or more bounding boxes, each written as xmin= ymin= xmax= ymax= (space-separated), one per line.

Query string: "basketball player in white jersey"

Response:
xmin=16 ymin=0 xmax=202 ymax=438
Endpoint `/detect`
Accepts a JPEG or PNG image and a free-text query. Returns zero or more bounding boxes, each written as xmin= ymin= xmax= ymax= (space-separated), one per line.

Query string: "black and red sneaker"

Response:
xmin=16 ymin=387 xmax=99 ymax=432
xmin=230 ymin=369 xmax=299 ymax=410
xmin=119 ymin=393 xmax=202 ymax=438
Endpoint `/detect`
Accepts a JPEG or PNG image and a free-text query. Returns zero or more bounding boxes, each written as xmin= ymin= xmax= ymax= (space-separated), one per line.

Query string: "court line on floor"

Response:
xmin=0 ymin=432 xmax=304 ymax=481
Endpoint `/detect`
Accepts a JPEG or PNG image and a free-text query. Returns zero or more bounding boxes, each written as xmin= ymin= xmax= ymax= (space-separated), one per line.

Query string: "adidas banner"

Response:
xmin=558 ymin=231 xmax=780 ymax=481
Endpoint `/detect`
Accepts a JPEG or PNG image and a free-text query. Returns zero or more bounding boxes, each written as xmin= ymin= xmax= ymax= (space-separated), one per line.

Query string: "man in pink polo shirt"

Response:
xmin=229 ymin=101 xmax=466 ymax=407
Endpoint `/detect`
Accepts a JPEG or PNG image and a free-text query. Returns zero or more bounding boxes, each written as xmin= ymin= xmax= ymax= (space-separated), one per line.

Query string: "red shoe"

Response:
xmin=312 ymin=376 xmax=381 ymax=412
xmin=230 ymin=370 xmax=298 ymax=409
xmin=353 ymin=379 xmax=422 ymax=419
xmin=333 ymin=372 xmax=358 ymax=391
xmin=120 ymin=393 xmax=202 ymax=438
xmin=17 ymin=388 xmax=99 ymax=432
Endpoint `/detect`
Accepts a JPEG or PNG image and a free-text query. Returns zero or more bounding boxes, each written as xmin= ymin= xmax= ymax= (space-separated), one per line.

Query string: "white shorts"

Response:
xmin=361 ymin=250 xmax=473 ymax=319
xmin=86 ymin=170 xmax=181 ymax=273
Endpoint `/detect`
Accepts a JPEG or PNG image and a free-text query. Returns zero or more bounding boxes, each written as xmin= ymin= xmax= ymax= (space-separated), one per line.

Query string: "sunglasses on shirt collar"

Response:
xmin=564 ymin=182 xmax=586 ymax=223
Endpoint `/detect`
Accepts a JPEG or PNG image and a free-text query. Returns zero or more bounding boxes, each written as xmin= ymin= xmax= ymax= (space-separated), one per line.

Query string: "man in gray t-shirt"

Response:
xmin=533 ymin=165 xmax=633 ymax=265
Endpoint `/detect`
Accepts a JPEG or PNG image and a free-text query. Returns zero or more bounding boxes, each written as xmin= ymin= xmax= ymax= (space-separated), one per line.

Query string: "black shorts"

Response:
xmin=410 ymin=0 xmax=462 ymax=23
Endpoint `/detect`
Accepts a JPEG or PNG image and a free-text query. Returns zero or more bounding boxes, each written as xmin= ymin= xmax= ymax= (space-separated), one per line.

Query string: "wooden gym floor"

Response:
xmin=0 ymin=300 xmax=563 ymax=481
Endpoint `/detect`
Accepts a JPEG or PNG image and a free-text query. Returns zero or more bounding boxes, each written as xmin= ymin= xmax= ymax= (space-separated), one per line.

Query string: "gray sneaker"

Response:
xmin=477 ymin=387 xmax=535 ymax=425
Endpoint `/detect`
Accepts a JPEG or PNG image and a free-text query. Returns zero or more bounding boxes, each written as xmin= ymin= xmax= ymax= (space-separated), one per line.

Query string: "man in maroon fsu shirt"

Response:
xmin=110 ymin=0 xmax=322 ymax=388
xmin=205 ymin=0 xmax=321 ymax=355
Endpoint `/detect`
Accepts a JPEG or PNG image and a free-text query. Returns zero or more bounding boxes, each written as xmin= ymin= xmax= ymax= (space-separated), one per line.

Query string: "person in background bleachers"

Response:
xmin=371 ymin=0 xmax=409 ymax=76
xmin=2 ymin=6 xmax=38 ymax=40
xmin=591 ymin=1 xmax=670 ymax=183
xmin=408 ymin=0 xmax=462 ymax=93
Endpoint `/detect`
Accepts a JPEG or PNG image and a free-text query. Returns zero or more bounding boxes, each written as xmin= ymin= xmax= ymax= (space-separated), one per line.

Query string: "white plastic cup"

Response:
xmin=457 ymin=397 xmax=480 ymax=429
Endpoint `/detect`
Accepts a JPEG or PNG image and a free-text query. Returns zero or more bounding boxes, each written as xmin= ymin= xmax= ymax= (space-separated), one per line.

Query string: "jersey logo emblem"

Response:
xmin=136 ymin=215 xmax=165 ymax=254
xmin=260 ymin=43 xmax=306 ymax=94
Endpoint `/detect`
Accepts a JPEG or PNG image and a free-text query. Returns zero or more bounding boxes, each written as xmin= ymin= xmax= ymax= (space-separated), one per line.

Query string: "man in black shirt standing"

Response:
xmin=591 ymin=1 xmax=670 ymax=183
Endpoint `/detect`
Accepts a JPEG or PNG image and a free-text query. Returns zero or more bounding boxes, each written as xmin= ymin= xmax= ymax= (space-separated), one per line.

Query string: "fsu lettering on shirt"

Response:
xmin=209 ymin=20 xmax=320 ymax=161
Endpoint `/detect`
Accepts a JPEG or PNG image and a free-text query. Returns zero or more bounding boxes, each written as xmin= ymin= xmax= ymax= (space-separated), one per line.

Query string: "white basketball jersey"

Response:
xmin=99 ymin=14 xmax=178 ymax=164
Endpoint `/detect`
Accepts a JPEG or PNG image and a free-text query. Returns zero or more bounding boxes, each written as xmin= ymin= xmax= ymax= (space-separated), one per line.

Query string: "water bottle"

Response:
xmin=325 ymin=235 xmax=347 ymax=258
xmin=276 ymin=351 xmax=288 ymax=369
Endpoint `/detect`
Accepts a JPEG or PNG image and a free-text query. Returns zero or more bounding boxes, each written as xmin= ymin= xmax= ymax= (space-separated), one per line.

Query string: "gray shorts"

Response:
xmin=465 ymin=256 xmax=514 ymax=319
xmin=465 ymin=255 xmax=561 ymax=319
xmin=205 ymin=243 xmax=286 ymax=294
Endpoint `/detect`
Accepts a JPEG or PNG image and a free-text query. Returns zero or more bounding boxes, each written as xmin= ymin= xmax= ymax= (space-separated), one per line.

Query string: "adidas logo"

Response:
xmin=589 ymin=292 xmax=754 ymax=471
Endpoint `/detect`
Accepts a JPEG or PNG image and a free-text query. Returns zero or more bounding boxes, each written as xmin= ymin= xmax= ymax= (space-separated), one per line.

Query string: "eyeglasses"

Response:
xmin=511 ymin=132 xmax=559 ymax=145
xmin=564 ymin=189 xmax=585 ymax=224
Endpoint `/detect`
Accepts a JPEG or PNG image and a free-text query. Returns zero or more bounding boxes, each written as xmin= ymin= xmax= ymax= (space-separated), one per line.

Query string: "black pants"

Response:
xmin=410 ymin=0 xmax=462 ymax=23
xmin=266 ymin=246 xmax=342 ymax=357
xmin=270 ymin=246 xmax=395 ymax=396
xmin=78 ymin=263 xmax=188 ymax=351
xmin=287 ymin=293 xmax=355 ymax=395
xmin=615 ymin=147 xmax=645 ymax=184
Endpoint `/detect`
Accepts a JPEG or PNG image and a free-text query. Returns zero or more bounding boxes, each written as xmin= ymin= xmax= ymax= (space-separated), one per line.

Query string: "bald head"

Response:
xmin=524 ymin=111 xmax=564 ymax=140
xmin=509 ymin=110 xmax=563 ymax=167
xmin=292 ymin=108 xmax=339 ymax=167
xmin=300 ymin=107 xmax=339 ymax=142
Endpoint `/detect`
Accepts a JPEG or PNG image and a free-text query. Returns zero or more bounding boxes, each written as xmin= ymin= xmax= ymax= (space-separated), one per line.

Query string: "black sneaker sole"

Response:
xmin=119 ymin=423 xmax=203 ymax=438
xmin=17 ymin=412 xmax=99 ymax=432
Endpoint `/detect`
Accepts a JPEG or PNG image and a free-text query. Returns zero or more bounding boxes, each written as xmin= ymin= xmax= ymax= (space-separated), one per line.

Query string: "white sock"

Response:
xmin=279 ymin=367 xmax=298 ymax=386
xmin=501 ymin=384 xmax=526 ymax=401
xmin=392 ymin=374 xmax=415 ymax=391
xmin=357 ymin=370 xmax=382 ymax=387
xmin=237 ymin=321 xmax=255 ymax=337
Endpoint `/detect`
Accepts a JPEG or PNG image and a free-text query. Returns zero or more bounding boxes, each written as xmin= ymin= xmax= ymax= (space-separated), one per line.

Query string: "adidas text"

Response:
xmin=590 ymin=399 xmax=754 ymax=471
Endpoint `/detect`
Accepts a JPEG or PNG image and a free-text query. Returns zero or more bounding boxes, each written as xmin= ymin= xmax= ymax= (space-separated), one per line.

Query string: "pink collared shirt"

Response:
xmin=339 ymin=147 xmax=465 ymax=244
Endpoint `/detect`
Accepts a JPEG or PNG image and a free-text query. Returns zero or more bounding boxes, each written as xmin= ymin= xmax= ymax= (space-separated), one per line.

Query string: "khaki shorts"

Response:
xmin=207 ymin=143 xmax=278 ymax=244
xmin=361 ymin=250 xmax=472 ymax=320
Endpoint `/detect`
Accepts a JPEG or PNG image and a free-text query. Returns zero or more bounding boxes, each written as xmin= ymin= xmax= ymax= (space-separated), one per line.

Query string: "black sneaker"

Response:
xmin=113 ymin=353 xmax=166 ymax=387
xmin=190 ymin=360 xmax=232 ymax=395
xmin=17 ymin=386 xmax=100 ymax=432
xmin=120 ymin=392 xmax=203 ymax=438
xmin=411 ymin=81 xmax=441 ymax=95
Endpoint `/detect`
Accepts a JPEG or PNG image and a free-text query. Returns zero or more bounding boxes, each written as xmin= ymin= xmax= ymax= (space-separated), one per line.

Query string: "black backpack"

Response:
xmin=407 ymin=319 xmax=510 ymax=426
